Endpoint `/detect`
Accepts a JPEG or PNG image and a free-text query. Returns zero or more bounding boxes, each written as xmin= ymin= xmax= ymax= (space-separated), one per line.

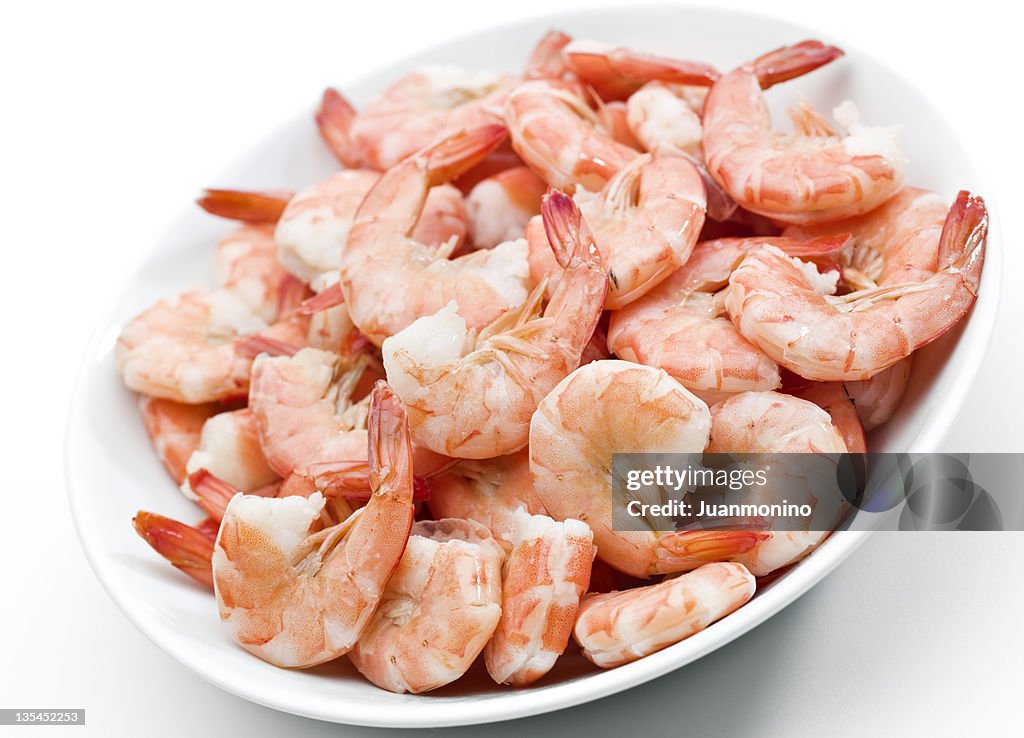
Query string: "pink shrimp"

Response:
xmin=703 ymin=41 xmax=905 ymax=224
xmin=525 ymin=153 xmax=707 ymax=308
xmin=340 ymin=125 xmax=534 ymax=347
xmin=316 ymin=69 xmax=512 ymax=170
xmin=725 ymin=192 xmax=987 ymax=380
xmin=212 ymin=382 xmax=415 ymax=668
xmin=606 ymin=234 xmax=849 ymax=397
xmin=504 ymin=79 xmax=639 ymax=191
xmin=573 ymin=562 xmax=755 ymax=668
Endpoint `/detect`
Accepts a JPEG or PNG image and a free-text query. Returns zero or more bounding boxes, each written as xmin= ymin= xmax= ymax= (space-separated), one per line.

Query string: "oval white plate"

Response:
xmin=67 ymin=5 xmax=1000 ymax=728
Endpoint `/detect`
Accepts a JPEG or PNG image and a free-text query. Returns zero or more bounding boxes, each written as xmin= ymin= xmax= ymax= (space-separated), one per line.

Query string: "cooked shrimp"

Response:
xmin=607 ymin=234 xmax=848 ymax=395
xmin=844 ymin=356 xmax=912 ymax=430
xmin=526 ymin=153 xmax=706 ymax=308
xmin=275 ymin=169 xmax=467 ymax=287
xmin=707 ymin=390 xmax=847 ymax=575
xmin=427 ymin=449 xmax=547 ymax=545
xmin=317 ymin=68 xmax=512 ymax=170
xmin=212 ymin=382 xmax=415 ymax=668
xmin=505 ymin=79 xmax=639 ymax=191
xmin=138 ymin=397 xmax=219 ymax=484
xmin=707 ymin=390 xmax=848 ymax=454
xmin=348 ymin=518 xmax=503 ymax=693
xmin=783 ymin=187 xmax=949 ymax=289
xmin=382 ymin=191 xmax=607 ymax=458
xmin=726 ymin=192 xmax=987 ymax=380
xmin=465 ymin=166 xmax=546 ymax=250
xmin=573 ymin=562 xmax=755 ymax=667
xmin=703 ymin=41 xmax=905 ymax=224
xmin=133 ymin=471 xmax=355 ymax=591
xmin=561 ymin=39 xmax=718 ymax=102
xmin=530 ymin=360 xmax=765 ymax=578
xmin=117 ymin=289 xmax=306 ymax=403
xmin=340 ymin=125 xmax=533 ymax=346
xmin=484 ymin=510 xmax=594 ymax=686
xmin=179 ymin=408 xmax=279 ymax=500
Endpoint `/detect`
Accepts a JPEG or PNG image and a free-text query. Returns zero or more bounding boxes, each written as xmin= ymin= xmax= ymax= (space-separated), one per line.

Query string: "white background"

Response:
xmin=3 ymin=0 xmax=1023 ymax=735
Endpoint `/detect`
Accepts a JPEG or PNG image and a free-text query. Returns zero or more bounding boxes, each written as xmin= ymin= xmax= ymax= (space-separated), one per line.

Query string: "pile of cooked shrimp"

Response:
xmin=119 ymin=31 xmax=988 ymax=693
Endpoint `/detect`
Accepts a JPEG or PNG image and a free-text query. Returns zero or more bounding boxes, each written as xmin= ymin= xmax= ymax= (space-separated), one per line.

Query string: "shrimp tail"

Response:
xmin=132 ymin=511 xmax=215 ymax=589
xmin=602 ymin=48 xmax=719 ymax=87
xmin=297 ymin=282 xmax=345 ymax=315
xmin=316 ymin=87 xmax=363 ymax=169
xmin=277 ymin=274 xmax=310 ymax=315
xmin=234 ymin=334 xmax=302 ymax=359
xmin=541 ymin=190 xmax=603 ymax=269
xmin=938 ymin=191 xmax=987 ymax=292
xmin=751 ymin=40 xmax=844 ymax=90
xmin=367 ymin=382 xmax=415 ymax=498
xmin=525 ymin=29 xmax=572 ymax=79
xmin=774 ymin=232 xmax=853 ymax=258
xmin=196 ymin=189 xmax=291 ymax=223
xmin=654 ymin=529 xmax=768 ymax=574
xmin=187 ymin=469 xmax=240 ymax=521
xmin=419 ymin=125 xmax=509 ymax=186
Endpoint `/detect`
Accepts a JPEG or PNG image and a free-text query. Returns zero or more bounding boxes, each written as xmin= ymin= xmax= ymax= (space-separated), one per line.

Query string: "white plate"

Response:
xmin=66 ymin=5 xmax=1001 ymax=728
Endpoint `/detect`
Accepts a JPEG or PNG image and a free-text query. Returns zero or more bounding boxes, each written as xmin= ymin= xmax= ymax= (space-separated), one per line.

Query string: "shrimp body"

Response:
xmin=340 ymin=126 xmax=532 ymax=347
xmin=275 ymin=169 xmax=467 ymax=287
xmin=505 ymin=79 xmax=638 ymax=191
xmin=526 ymin=154 xmax=706 ymax=308
xmin=383 ymin=192 xmax=606 ymax=458
xmin=138 ymin=397 xmax=219 ymax=484
xmin=573 ymin=562 xmax=755 ymax=667
xmin=321 ymin=68 xmax=512 ymax=170
xmin=212 ymin=383 xmax=415 ymax=668
xmin=607 ymin=235 xmax=848 ymax=395
xmin=530 ymin=360 xmax=764 ymax=578
xmin=465 ymin=166 xmax=546 ymax=250
xmin=726 ymin=192 xmax=987 ymax=380
xmin=703 ymin=41 xmax=904 ymax=224
xmin=348 ymin=519 xmax=504 ymax=694
xmin=484 ymin=510 xmax=595 ymax=686
xmin=179 ymin=408 xmax=279 ymax=500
